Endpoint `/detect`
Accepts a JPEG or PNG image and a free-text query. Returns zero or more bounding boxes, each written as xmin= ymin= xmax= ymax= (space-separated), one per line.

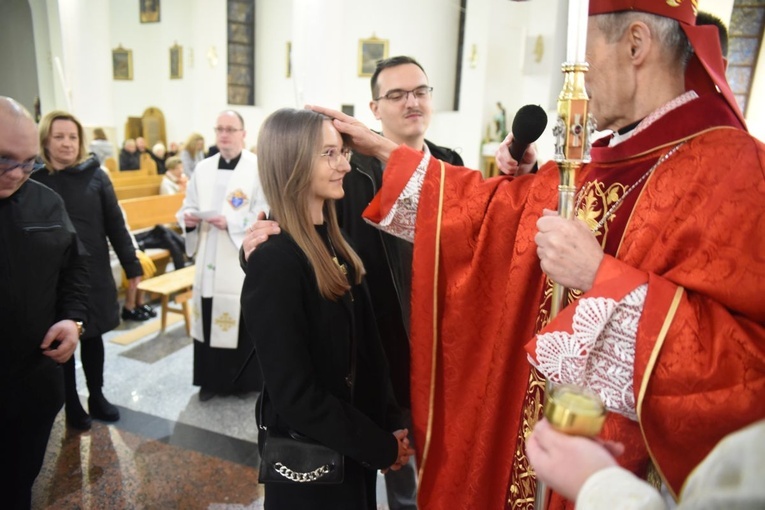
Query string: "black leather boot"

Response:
xmin=64 ymin=357 xmax=92 ymax=430
xmin=88 ymin=391 xmax=120 ymax=422
xmin=66 ymin=401 xmax=93 ymax=430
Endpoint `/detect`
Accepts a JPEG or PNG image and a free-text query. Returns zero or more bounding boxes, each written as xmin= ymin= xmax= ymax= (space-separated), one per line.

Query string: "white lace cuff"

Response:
xmin=534 ymin=284 xmax=648 ymax=420
xmin=368 ymin=151 xmax=431 ymax=243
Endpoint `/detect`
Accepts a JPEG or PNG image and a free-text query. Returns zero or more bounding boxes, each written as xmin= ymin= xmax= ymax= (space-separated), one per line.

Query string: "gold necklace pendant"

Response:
xmin=327 ymin=236 xmax=349 ymax=276
xmin=332 ymin=256 xmax=348 ymax=275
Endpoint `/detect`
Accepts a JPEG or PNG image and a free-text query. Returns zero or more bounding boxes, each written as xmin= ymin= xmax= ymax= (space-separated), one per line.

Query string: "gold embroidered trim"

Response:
xmin=418 ymin=160 xmax=446 ymax=487
xmin=637 ymin=285 xmax=685 ymax=502
xmin=506 ymin=368 xmax=546 ymax=509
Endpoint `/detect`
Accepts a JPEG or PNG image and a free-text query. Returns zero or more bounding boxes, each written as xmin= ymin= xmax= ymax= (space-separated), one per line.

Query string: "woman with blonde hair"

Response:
xmin=88 ymin=127 xmax=114 ymax=164
xmin=179 ymin=132 xmax=205 ymax=177
xmin=32 ymin=111 xmax=143 ymax=430
xmin=241 ymin=108 xmax=413 ymax=509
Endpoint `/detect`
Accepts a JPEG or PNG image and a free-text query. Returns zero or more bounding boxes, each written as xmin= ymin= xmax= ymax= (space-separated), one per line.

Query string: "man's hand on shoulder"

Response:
xmin=242 ymin=211 xmax=281 ymax=263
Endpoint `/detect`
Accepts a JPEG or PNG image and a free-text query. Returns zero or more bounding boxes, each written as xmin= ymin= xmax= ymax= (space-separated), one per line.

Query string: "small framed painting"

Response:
xmin=358 ymin=37 xmax=388 ymax=77
xmin=286 ymin=41 xmax=292 ymax=78
xmin=140 ymin=0 xmax=160 ymax=23
xmin=112 ymin=46 xmax=134 ymax=81
xmin=170 ymin=44 xmax=183 ymax=79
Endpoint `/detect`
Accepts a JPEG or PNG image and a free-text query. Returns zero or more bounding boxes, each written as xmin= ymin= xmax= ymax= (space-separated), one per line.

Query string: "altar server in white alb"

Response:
xmin=178 ymin=110 xmax=269 ymax=401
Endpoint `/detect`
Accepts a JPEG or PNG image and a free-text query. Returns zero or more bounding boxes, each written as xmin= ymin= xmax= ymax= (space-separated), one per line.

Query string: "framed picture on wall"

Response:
xmin=112 ymin=46 xmax=133 ymax=81
xmin=140 ymin=0 xmax=160 ymax=23
xmin=358 ymin=36 xmax=388 ymax=77
xmin=286 ymin=41 xmax=292 ymax=78
xmin=170 ymin=44 xmax=183 ymax=79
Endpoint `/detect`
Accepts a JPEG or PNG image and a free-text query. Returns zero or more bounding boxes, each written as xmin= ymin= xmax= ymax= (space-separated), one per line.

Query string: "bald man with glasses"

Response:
xmin=0 ymin=96 xmax=89 ymax=509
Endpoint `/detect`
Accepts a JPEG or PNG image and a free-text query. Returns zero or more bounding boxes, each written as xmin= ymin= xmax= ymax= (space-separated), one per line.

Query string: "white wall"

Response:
xmin=23 ymin=0 xmax=765 ymax=164
xmin=698 ymin=0 xmax=734 ymax=22
xmin=31 ymin=0 xmax=463 ymax=156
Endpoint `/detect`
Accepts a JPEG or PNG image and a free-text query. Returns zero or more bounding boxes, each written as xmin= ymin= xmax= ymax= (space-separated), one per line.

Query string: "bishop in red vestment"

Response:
xmin=310 ymin=1 xmax=765 ymax=509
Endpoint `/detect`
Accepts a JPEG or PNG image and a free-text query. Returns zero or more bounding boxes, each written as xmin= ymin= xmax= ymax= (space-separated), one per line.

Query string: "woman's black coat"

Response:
xmin=241 ymin=228 xmax=403 ymax=471
xmin=33 ymin=157 xmax=142 ymax=337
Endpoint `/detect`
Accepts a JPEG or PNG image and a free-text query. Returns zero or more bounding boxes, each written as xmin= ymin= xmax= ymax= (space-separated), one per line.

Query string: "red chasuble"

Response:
xmin=363 ymin=94 xmax=765 ymax=510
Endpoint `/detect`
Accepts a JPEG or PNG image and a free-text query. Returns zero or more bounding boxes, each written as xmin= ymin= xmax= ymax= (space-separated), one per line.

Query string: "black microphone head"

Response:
xmin=511 ymin=104 xmax=548 ymax=145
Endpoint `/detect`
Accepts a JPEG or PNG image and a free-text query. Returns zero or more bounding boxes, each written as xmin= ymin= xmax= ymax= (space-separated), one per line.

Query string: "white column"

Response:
xmin=291 ymin=0 xmax=345 ymax=107
xmin=55 ymin=0 xmax=113 ymax=125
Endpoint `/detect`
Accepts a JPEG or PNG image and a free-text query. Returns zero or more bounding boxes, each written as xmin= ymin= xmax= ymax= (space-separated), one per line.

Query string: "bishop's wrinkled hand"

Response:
xmin=535 ymin=209 xmax=604 ymax=292
xmin=306 ymin=104 xmax=398 ymax=164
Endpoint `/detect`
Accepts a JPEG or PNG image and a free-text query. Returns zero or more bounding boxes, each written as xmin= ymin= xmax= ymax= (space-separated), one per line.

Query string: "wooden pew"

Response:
xmin=104 ymin=157 xmax=118 ymax=173
xmin=111 ymin=174 xmax=164 ymax=199
xmin=115 ymin=184 xmax=162 ymax=200
xmin=110 ymin=174 xmax=163 ymax=186
xmin=120 ymin=193 xmax=185 ymax=274
xmin=119 ymin=193 xmax=185 ymax=231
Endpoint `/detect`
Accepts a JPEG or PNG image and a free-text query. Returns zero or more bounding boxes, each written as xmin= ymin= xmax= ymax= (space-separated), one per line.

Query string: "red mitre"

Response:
xmin=589 ymin=0 xmax=746 ymax=129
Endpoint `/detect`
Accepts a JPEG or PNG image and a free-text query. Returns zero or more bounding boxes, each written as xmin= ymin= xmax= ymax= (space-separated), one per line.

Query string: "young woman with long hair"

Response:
xmin=241 ymin=108 xmax=413 ymax=509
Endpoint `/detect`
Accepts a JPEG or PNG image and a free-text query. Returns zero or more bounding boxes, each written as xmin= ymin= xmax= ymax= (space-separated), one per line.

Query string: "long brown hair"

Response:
xmin=257 ymin=108 xmax=364 ymax=300
xmin=39 ymin=110 xmax=89 ymax=171
xmin=184 ymin=132 xmax=205 ymax=158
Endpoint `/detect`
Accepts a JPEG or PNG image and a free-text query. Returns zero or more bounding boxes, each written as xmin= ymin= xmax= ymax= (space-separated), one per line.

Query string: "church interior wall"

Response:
xmin=0 ymin=0 xmax=760 ymax=169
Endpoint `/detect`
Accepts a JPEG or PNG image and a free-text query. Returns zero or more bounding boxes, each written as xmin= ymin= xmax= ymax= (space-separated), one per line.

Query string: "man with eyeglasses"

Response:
xmin=0 ymin=96 xmax=89 ymax=508
xmin=177 ymin=110 xmax=269 ymax=402
xmin=342 ymin=55 xmax=463 ymax=510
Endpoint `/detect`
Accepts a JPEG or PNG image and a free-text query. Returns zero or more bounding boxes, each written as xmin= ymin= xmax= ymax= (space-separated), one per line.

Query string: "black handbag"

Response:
xmin=256 ymin=242 xmax=358 ymax=485
xmin=257 ymin=419 xmax=345 ymax=484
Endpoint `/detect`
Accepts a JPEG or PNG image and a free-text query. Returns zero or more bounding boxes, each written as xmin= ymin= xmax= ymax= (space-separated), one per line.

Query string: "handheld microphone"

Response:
xmin=509 ymin=104 xmax=548 ymax=163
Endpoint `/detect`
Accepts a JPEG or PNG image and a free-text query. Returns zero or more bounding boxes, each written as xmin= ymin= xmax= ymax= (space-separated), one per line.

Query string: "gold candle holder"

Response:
xmin=544 ymin=384 xmax=606 ymax=437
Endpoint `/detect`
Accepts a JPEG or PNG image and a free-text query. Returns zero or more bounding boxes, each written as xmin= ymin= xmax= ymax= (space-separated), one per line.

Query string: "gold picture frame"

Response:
xmin=358 ymin=36 xmax=389 ymax=77
xmin=286 ymin=41 xmax=292 ymax=78
xmin=112 ymin=46 xmax=133 ymax=81
xmin=140 ymin=0 xmax=160 ymax=23
xmin=170 ymin=43 xmax=183 ymax=79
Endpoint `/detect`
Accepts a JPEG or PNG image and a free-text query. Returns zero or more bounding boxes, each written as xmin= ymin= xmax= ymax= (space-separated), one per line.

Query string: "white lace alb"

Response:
xmin=534 ymin=284 xmax=648 ymax=420
xmin=364 ymin=150 xmax=430 ymax=242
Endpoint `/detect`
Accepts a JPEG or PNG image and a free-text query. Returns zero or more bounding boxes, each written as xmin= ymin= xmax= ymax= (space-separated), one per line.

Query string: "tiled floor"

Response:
xmin=31 ymin=309 xmax=390 ymax=509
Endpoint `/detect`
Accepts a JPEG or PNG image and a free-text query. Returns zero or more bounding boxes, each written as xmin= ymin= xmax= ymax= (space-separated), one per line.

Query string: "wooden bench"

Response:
xmin=120 ymin=193 xmax=185 ymax=231
xmin=111 ymin=174 xmax=163 ymax=186
xmin=137 ymin=265 xmax=195 ymax=335
xmin=112 ymin=174 xmax=163 ymax=199
xmin=120 ymin=193 xmax=185 ymax=274
xmin=110 ymin=166 xmax=157 ymax=177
